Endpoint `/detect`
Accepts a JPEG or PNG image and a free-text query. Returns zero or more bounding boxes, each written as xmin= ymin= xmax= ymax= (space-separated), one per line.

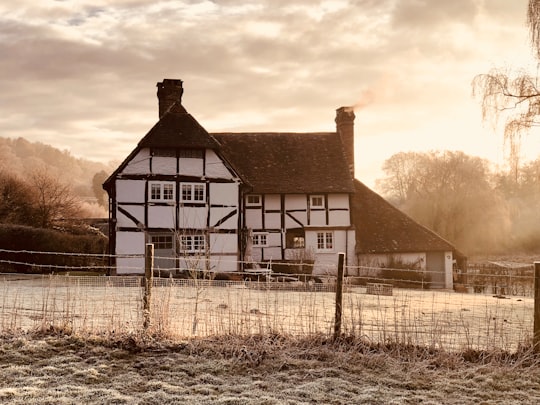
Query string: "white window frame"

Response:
xmin=180 ymin=182 xmax=206 ymax=203
xmin=246 ymin=194 xmax=261 ymax=206
xmin=150 ymin=234 xmax=174 ymax=250
xmin=316 ymin=231 xmax=334 ymax=251
xmin=180 ymin=234 xmax=206 ymax=253
xmin=310 ymin=195 xmax=325 ymax=209
xmin=149 ymin=181 xmax=175 ymax=202
xmin=252 ymin=232 xmax=268 ymax=247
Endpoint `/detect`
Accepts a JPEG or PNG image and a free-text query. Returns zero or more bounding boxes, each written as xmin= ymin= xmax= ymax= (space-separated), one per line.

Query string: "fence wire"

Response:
xmin=0 ymin=270 xmax=535 ymax=352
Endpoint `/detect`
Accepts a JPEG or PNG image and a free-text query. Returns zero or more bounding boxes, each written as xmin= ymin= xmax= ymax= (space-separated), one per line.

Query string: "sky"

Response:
xmin=1 ymin=0 xmax=540 ymax=189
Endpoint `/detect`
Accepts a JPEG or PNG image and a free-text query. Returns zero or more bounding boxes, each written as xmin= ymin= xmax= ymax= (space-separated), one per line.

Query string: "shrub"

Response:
xmin=0 ymin=224 xmax=108 ymax=273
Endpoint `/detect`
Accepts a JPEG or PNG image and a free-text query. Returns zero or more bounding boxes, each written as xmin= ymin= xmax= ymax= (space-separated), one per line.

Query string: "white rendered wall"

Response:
xmin=122 ymin=149 xmax=150 ymax=174
xmin=178 ymin=206 xmax=207 ymax=229
xmin=116 ymin=205 xmax=145 ymax=228
xmin=147 ymin=206 xmax=176 ymax=228
xmin=116 ymin=180 xmax=146 ymax=203
xmin=206 ymin=150 xmax=233 ymax=179
xmin=116 ymin=231 xmax=145 ymax=274
xmin=152 ymin=156 xmax=176 ymax=174
xmin=209 ymin=183 xmax=237 ymax=205
xmin=179 ymin=157 xmax=204 ymax=177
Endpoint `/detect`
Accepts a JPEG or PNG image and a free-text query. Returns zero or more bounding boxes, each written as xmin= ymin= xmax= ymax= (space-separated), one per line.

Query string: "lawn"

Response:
xmin=1 ymin=333 xmax=540 ymax=404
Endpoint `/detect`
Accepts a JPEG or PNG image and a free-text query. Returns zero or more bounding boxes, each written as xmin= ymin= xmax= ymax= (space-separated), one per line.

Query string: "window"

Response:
xmin=316 ymin=231 xmax=333 ymax=251
xmin=286 ymin=229 xmax=305 ymax=248
xmin=181 ymin=183 xmax=205 ymax=203
xmin=179 ymin=149 xmax=204 ymax=159
xmin=150 ymin=235 xmax=173 ymax=249
xmin=180 ymin=235 xmax=206 ymax=253
xmin=149 ymin=182 xmax=175 ymax=202
xmin=252 ymin=232 xmax=268 ymax=247
xmin=310 ymin=195 xmax=325 ymax=208
xmin=246 ymin=194 xmax=261 ymax=206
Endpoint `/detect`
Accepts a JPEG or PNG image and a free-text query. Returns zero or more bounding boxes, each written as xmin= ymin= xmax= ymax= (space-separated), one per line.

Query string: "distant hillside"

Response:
xmin=0 ymin=136 xmax=113 ymax=215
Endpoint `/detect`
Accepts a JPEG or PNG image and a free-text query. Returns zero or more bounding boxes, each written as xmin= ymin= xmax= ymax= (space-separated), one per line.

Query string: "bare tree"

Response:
xmin=29 ymin=170 xmax=81 ymax=228
xmin=377 ymin=151 xmax=511 ymax=254
xmin=92 ymin=170 xmax=109 ymax=207
xmin=0 ymin=171 xmax=36 ymax=225
xmin=472 ymin=0 xmax=540 ymax=181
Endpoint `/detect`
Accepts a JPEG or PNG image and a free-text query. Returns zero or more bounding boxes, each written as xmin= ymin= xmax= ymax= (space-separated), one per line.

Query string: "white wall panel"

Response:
xmin=329 ymin=211 xmax=350 ymax=226
xmin=210 ymin=208 xmax=237 ymax=229
xmin=264 ymin=212 xmax=281 ymax=228
xmin=245 ymin=209 xmax=262 ymax=229
xmin=116 ymin=257 xmax=145 ymax=275
xmin=328 ymin=194 xmax=349 ymax=209
xmin=206 ymin=150 xmax=233 ymax=179
xmin=152 ymin=157 xmax=176 ymax=174
xmin=179 ymin=158 xmax=204 ymax=177
xmin=116 ymin=205 xmax=145 ymax=227
xmin=210 ymin=183 xmax=238 ymax=206
xmin=264 ymin=194 xmax=280 ymax=210
xmin=309 ymin=211 xmax=326 ymax=226
xmin=117 ymin=231 xmax=145 ymax=255
xmin=209 ymin=256 xmax=237 ymax=272
xmin=285 ymin=211 xmax=306 ymax=228
xmin=116 ymin=180 xmax=146 ymax=203
xmin=148 ymin=206 xmax=176 ymax=228
xmin=122 ymin=149 xmax=150 ymax=174
xmin=209 ymin=233 xmax=237 ymax=254
xmin=179 ymin=207 xmax=207 ymax=229
xmin=285 ymin=195 xmax=306 ymax=210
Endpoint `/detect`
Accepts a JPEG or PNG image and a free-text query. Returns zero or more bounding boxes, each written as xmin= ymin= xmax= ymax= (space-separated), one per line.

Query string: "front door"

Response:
xmin=149 ymin=233 xmax=176 ymax=273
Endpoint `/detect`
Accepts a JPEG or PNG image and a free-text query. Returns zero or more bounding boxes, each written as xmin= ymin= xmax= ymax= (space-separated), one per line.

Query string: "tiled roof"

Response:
xmin=351 ymin=179 xmax=457 ymax=254
xmin=138 ymin=109 xmax=220 ymax=150
xmin=213 ymin=132 xmax=355 ymax=194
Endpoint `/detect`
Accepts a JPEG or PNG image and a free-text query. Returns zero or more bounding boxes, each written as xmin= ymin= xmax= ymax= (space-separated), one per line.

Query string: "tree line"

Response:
xmin=376 ymin=151 xmax=540 ymax=255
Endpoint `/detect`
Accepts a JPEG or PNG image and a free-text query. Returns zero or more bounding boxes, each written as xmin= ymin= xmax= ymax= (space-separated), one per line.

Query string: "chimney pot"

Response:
xmin=335 ymin=106 xmax=355 ymax=179
xmin=157 ymin=79 xmax=184 ymax=118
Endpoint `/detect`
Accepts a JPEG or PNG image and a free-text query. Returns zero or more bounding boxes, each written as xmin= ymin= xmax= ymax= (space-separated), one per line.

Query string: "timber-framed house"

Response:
xmin=103 ymin=79 xmax=356 ymax=275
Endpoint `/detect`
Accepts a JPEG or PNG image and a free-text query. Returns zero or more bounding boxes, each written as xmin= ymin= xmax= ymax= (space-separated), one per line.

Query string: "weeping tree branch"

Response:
xmin=472 ymin=0 xmax=540 ymax=181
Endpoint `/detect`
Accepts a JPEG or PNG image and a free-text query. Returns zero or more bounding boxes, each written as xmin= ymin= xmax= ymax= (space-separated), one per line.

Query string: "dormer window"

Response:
xmin=246 ymin=194 xmax=261 ymax=206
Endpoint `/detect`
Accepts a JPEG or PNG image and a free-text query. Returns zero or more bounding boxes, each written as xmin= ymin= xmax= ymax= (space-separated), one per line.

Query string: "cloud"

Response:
xmin=0 ymin=0 xmax=536 ymax=187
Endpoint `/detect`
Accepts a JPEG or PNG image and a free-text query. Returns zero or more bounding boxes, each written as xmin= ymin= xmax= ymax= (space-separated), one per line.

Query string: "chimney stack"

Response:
xmin=157 ymin=79 xmax=184 ymax=118
xmin=335 ymin=106 xmax=355 ymax=179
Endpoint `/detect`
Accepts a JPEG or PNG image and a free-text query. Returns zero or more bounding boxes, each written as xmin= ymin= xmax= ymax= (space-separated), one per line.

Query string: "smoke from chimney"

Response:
xmin=350 ymin=74 xmax=395 ymax=112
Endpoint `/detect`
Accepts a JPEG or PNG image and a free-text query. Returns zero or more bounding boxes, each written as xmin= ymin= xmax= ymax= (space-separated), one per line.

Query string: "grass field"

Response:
xmin=0 ymin=275 xmax=534 ymax=352
xmin=1 ymin=333 xmax=540 ymax=404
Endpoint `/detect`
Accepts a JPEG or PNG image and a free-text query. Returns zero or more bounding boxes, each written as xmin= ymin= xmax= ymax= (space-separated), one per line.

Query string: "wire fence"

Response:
xmin=0 ymin=248 xmax=538 ymax=353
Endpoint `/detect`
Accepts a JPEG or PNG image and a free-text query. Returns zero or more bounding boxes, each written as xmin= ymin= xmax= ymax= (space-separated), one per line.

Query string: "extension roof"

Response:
xmin=351 ymin=179 xmax=459 ymax=254
xmin=213 ymin=132 xmax=355 ymax=194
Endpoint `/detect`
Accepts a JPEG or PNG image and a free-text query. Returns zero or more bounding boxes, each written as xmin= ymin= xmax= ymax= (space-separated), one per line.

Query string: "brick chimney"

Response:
xmin=157 ymin=79 xmax=184 ymax=118
xmin=335 ymin=106 xmax=355 ymax=178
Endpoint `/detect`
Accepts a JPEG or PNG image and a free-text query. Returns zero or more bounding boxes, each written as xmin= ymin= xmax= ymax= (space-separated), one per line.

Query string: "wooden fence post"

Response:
xmin=534 ymin=262 xmax=540 ymax=352
xmin=143 ymin=243 xmax=154 ymax=331
xmin=334 ymin=252 xmax=345 ymax=341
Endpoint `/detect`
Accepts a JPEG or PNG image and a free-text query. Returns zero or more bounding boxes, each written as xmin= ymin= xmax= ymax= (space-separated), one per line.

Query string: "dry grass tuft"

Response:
xmin=2 ymin=330 xmax=540 ymax=404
